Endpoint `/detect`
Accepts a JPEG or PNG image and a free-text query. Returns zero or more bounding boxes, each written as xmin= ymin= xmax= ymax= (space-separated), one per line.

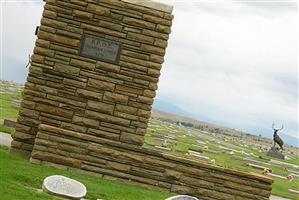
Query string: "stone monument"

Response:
xmin=11 ymin=0 xmax=174 ymax=157
xmin=267 ymin=147 xmax=285 ymax=160
xmin=11 ymin=0 xmax=274 ymax=199
xmin=266 ymin=123 xmax=285 ymax=160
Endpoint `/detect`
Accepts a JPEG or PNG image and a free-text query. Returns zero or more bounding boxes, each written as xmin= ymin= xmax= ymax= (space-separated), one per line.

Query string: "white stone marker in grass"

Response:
xmin=166 ymin=195 xmax=199 ymax=200
xmin=43 ymin=175 xmax=87 ymax=199
xmin=289 ymin=189 xmax=299 ymax=196
xmin=155 ymin=146 xmax=171 ymax=151
xmin=267 ymin=173 xmax=286 ymax=180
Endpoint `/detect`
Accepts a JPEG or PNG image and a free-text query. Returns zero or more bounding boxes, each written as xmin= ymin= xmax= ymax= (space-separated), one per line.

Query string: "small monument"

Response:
xmin=43 ymin=175 xmax=87 ymax=199
xmin=165 ymin=195 xmax=199 ymax=200
xmin=266 ymin=123 xmax=285 ymax=160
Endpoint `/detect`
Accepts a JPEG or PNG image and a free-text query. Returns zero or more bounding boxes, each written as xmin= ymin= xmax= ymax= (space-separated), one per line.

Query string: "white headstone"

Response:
xmin=165 ymin=195 xmax=199 ymax=200
xmin=43 ymin=175 xmax=87 ymax=199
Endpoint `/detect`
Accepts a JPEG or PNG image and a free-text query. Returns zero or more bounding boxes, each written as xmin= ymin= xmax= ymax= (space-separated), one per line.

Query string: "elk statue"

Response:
xmin=272 ymin=123 xmax=284 ymax=151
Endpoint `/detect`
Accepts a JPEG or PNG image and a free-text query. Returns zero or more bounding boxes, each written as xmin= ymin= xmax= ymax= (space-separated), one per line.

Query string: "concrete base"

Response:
xmin=266 ymin=147 xmax=285 ymax=160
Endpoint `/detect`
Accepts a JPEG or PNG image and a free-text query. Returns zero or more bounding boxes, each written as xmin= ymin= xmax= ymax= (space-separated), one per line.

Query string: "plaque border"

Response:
xmin=79 ymin=34 xmax=122 ymax=64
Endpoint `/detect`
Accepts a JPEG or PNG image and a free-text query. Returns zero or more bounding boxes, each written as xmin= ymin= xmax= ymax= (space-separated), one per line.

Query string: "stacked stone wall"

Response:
xmin=11 ymin=0 xmax=273 ymax=199
xmin=31 ymin=124 xmax=273 ymax=200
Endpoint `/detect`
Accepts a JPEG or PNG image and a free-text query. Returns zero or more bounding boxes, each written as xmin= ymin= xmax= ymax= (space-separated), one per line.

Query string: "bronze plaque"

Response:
xmin=79 ymin=35 xmax=122 ymax=64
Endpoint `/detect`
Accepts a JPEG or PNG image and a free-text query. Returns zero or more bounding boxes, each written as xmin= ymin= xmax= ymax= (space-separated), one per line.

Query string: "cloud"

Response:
xmin=1 ymin=1 xmax=43 ymax=83
xmin=158 ymin=1 xmax=298 ymax=140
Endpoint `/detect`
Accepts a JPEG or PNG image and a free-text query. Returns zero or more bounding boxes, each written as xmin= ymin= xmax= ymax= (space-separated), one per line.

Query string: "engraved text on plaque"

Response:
xmin=80 ymin=35 xmax=122 ymax=64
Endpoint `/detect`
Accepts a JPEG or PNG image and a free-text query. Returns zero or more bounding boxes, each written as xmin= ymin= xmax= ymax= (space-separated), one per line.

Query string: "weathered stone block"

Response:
xmin=127 ymin=32 xmax=154 ymax=44
xmin=41 ymin=18 xmax=67 ymax=29
xmin=143 ymin=14 xmax=172 ymax=26
xmin=77 ymin=89 xmax=103 ymax=100
xmin=120 ymin=132 xmax=144 ymax=145
xmin=73 ymin=10 xmax=93 ymax=19
xmin=87 ymin=128 xmax=120 ymax=140
xmin=63 ymin=78 xmax=86 ymax=89
xmin=43 ymin=10 xmax=57 ymax=19
xmin=88 ymin=79 xmax=115 ymax=92
xmin=116 ymin=85 xmax=143 ymax=95
xmin=70 ymin=59 xmax=95 ymax=70
xmin=143 ymin=29 xmax=169 ymax=40
xmin=87 ymin=100 xmax=114 ymax=115
xmin=96 ymin=61 xmax=120 ymax=73
xmin=100 ymin=21 xmax=123 ymax=32
xmin=103 ymin=92 xmax=128 ymax=104
xmin=54 ymin=63 xmax=80 ymax=75
xmin=164 ymin=170 xmax=182 ymax=180
xmin=38 ymin=31 xmax=80 ymax=47
xmin=85 ymin=110 xmax=130 ymax=126
xmin=148 ymin=68 xmax=160 ymax=77
xmin=156 ymin=24 xmax=171 ymax=34
xmin=87 ymin=4 xmax=110 ymax=16
xmin=35 ymin=104 xmax=73 ymax=119
xmin=123 ymin=17 xmax=156 ymax=30
xmin=141 ymin=44 xmax=165 ymax=56
xmin=154 ymin=39 xmax=168 ymax=48
xmin=61 ymin=122 xmax=87 ymax=133
xmin=81 ymin=23 xmax=126 ymax=38
xmin=36 ymin=39 xmax=51 ymax=48
xmin=143 ymin=89 xmax=156 ymax=98
xmin=34 ymin=47 xmax=55 ymax=57
xmin=72 ymin=116 xmax=99 ymax=128
xmin=31 ymin=54 xmax=45 ymax=64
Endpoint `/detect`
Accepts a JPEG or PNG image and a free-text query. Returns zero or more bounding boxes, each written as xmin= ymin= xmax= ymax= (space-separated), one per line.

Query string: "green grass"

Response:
xmin=272 ymin=178 xmax=299 ymax=200
xmin=0 ymin=93 xmax=20 ymax=120
xmin=0 ymin=146 xmax=171 ymax=200
xmin=0 ymin=124 xmax=15 ymax=134
xmin=0 ymin=90 xmax=21 ymax=133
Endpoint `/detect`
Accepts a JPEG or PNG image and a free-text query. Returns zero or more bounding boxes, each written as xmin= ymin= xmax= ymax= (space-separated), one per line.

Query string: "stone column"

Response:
xmin=11 ymin=0 xmax=174 ymax=158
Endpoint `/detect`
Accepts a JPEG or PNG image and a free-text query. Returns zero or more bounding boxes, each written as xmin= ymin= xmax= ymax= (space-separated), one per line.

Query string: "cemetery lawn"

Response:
xmin=146 ymin=119 xmax=299 ymax=200
xmin=0 ymin=146 xmax=171 ymax=200
xmin=0 ymin=93 xmax=20 ymax=134
xmin=0 ymin=92 xmax=21 ymax=119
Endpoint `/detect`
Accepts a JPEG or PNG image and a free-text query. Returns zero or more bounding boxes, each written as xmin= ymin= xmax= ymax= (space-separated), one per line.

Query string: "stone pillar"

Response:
xmin=11 ymin=0 xmax=173 ymax=157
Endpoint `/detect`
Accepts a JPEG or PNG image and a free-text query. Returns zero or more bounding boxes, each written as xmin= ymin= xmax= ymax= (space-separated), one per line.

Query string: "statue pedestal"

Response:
xmin=266 ymin=147 xmax=285 ymax=160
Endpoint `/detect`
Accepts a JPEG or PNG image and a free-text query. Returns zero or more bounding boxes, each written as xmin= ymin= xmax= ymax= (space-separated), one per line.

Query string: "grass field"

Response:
xmin=0 ymin=82 xmax=22 ymax=133
xmin=0 ymin=146 xmax=171 ymax=200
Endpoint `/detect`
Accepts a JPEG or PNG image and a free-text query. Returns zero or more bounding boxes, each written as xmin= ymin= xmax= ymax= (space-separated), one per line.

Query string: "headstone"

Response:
xmin=269 ymin=159 xmax=299 ymax=170
xmin=289 ymin=189 xmax=299 ymax=196
xmin=188 ymin=150 xmax=210 ymax=161
xmin=267 ymin=173 xmax=286 ymax=180
xmin=3 ymin=119 xmax=16 ymax=128
xmin=155 ymin=146 xmax=171 ymax=151
xmin=42 ymin=175 xmax=87 ymax=199
xmin=246 ymin=163 xmax=272 ymax=172
xmin=266 ymin=147 xmax=285 ymax=160
xmin=165 ymin=195 xmax=199 ymax=200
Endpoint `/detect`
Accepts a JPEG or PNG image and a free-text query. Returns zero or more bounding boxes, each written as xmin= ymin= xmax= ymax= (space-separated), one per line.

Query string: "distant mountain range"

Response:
xmin=152 ymin=99 xmax=299 ymax=148
xmin=153 ymin=98 xmax=230 ymax=129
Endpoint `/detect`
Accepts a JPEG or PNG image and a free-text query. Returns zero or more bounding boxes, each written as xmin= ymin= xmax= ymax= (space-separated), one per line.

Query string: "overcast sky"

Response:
xmin=1 ymin=1 xmax=298 ymax=146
